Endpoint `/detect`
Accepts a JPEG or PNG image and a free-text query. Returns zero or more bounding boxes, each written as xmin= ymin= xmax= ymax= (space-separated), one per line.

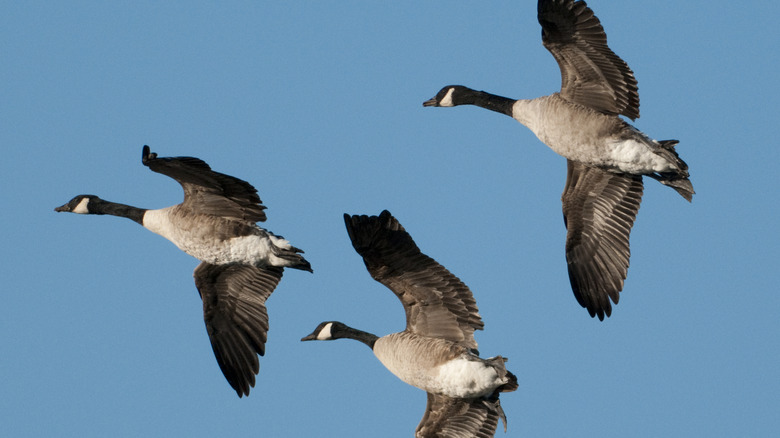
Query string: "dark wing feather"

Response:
xmin=562 ymin=160 xmax=643 ymax=320
xmin=193 ymin=262 xmax=284 ymax=397
xmin=142 ymin=145 xmax=267 ymax=222
xmin=344 ymin=211 xmax=483 ymax=351
xmin=538 ymin=0 xmax=640 ymax=119
xmin=415 ymin=393 xmax=502 ymax=438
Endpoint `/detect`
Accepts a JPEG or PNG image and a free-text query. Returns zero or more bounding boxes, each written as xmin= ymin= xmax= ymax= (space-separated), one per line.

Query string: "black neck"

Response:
xmin=337 ymin=325 xmax=379 ymax=349
xmin=469 ymin=90 xmax=515 ymax=117
xmin=92 ymin=199 xmax=146 ymax=225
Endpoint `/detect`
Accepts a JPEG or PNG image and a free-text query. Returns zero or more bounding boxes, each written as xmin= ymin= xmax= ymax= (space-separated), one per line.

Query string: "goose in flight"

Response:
xmin=302 ymin=211 xmax=517 ymax=438
xmin=55 ymin=145 xmax=312 ymax=397
xmin=424 ymin=0 xmax=693 ymax=320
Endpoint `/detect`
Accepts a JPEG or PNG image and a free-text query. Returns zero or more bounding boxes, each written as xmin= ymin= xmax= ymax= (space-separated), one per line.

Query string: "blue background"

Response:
xmin=2 ymin=1 xmax=778 ymax=436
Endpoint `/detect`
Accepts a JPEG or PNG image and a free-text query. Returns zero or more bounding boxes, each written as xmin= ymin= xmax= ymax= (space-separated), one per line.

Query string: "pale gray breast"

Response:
xmin=143 ymin=206 xmax=265 ymax=264
xmin=373 ymin=332 xmax=464 ymax=392
xmin=520 ymin=94 xmax=626 ymax=165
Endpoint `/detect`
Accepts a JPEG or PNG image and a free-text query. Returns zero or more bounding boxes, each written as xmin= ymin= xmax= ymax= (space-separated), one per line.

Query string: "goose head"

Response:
xmin=54 ymin=195 xmax=104 ymax=214
xmin=302 ymin=321 xmax=379 ymax=348
xmin=301 ymin=321 xmax=349 ymax=341
xmin=423 ymin=85 xmax=476 ymax=107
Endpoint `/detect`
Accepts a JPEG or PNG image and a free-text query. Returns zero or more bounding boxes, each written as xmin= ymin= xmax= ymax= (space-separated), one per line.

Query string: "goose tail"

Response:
xmin=651 ymin=139 xmax=695 ymax=202
xmin=278 ymin=250 xmax=312 ymax=272
xmin=287 ymin=254 xmax=313 ymax=272
xmin=268 ymin=235 xmax=313 ymax=272
xmin=483 ymin=356 xmax=518 ymax=433
xmin=487 ymin=356 xmax=519 ymax=394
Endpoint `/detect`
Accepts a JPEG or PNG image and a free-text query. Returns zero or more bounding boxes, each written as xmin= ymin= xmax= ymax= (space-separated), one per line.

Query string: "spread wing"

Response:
xmin=562 ymin=160 xmax=643 ymax=320
xmin=415 ymin=393 xmax=503 ymax=438
xmin=193 ymin=262 xmax=284 ymax=397
xmin=141 ymin=145 xmax=267 ymax=222
xmin=538 ymin=0 xmax=640 ymax=119
xmin=344 ymin=210 xmax=483 ymax=351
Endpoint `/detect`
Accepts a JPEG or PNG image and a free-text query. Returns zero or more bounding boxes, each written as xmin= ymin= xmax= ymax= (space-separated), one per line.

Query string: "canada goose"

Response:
xmin=423 ymin=0 xmax=694 ymax=320
xmin=55 ymin=145 xmax=312 ymax=397
xmin=302 ymin=211 xmax=517 ymax=438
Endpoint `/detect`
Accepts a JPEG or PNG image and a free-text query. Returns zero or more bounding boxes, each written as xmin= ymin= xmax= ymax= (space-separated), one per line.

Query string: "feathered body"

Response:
xmin=513 ymin=94 xmax=687 ymax=176
xmin=374 ymin=332 xmax=510 ymax=400
xmin=303 ymin=211 xmax=517 ymax=437
xmin=142 ymin=206 xmax=306 ymax=268
xmin=424 ymin=0 xmax=694 ymax=320
xmin=55 ymin=145 xmax=311 ymax=397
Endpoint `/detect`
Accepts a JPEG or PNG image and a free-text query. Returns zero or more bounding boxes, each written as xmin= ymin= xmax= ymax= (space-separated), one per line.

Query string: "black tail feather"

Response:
xmin=652 ymin=139 xmax=695 ymax=201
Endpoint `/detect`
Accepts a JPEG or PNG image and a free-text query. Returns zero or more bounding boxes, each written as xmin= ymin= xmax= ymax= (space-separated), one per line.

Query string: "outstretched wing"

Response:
xmin=193 ymin=262 xmax=284 ymax=397
xmin=415 ymin=393 xmax=503 ymax=438
xmin=538 ymin=0 xmax=640 ymax=119
xmin=344 ymin=210 xmax=483 ymax=351
xmin=562 ymin=160 xmax=643 ymax=320
xmin=142 ymin=145 xmax=267 ymax=222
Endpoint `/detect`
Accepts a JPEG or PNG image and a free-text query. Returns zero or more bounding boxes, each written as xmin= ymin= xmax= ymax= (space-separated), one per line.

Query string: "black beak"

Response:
xmin=301 ymin=333 xmax=318 ymax=342
xmin=422 ymin=97 xmax=439 ymax=107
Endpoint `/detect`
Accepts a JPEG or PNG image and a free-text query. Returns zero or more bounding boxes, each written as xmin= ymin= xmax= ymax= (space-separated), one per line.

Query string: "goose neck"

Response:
xmin=93 ymin=199 xmax=147 ymax=225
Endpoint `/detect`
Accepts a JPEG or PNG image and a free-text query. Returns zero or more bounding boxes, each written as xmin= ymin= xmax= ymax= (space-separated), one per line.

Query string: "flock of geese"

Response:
xmin=55 ymin=1 xmax=692 ymax=437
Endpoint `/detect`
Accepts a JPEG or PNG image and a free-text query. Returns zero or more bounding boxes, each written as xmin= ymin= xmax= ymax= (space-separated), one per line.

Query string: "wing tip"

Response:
xmin=141 ymin=145 xmax=156 ymax=166
xmin=343 ymin=209 xmax=399 ymax=252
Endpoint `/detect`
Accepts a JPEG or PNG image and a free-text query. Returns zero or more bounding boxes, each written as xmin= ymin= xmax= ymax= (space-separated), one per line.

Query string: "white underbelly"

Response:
xmin=516 ymin=95 xmax=675 ymax=175
xmin=176 ymin=234 xmax=278 ymax=265
xmin=429 ymin=357 xmax=502 ymax=398
xmin=603 ymin=139 xmax=676 ymax=174
xmin=374 ymin=335 xmax=501 ymax=399
xmin=537 ymin=131 xmax=674 ymax=175
xmin=142 ymin=208 xmax=289 ymax=266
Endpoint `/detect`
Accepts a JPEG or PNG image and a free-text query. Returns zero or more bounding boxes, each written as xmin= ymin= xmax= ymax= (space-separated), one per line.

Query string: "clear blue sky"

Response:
xmin=2 ymin=1 xmax=778 ymax=437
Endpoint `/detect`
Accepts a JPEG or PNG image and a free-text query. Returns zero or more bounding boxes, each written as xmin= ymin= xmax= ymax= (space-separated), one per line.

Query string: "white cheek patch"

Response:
xmin=317 ymin=322 xmax=333 ymax=340
xmin=72 ymin=197 xmax=91 ymax=214
xmin=439 ymin=88 xmax=456 ymax=107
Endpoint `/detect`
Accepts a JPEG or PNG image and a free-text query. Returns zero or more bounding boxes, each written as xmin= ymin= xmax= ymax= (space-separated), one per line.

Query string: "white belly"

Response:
xmin=429 ymin=357 xmax=503 ymax=398
xmin=532 ymin=126 xmax=675 ymax=175
xmin=374 ymin=334 xmax=502 ymax=399
xmin=141 ymin=208 xmax=290 ymax=266
xmin=513 ymin=95 xmax=676 ymax=175
xmin=603 ymin=138 xmax=677 ymax=174
xmin=177 ymin=233 xmax=278 ymax=265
